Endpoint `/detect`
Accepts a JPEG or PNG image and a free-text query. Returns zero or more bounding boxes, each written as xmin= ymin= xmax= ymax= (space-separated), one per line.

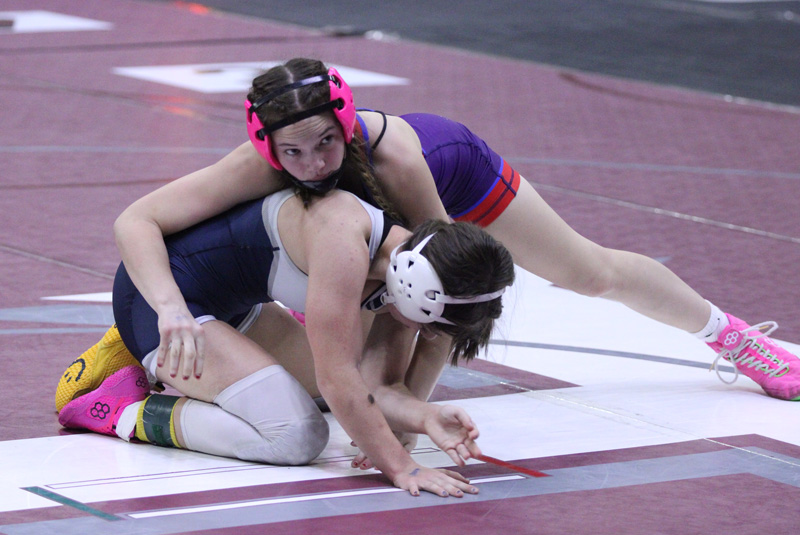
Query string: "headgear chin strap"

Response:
xmin=382 ymin=234 xmax=506 ymax=325
xmin=245 ymin=67 xmax=356 ymax=171
xmin=285 ymin=164 xmax=344 ymax=195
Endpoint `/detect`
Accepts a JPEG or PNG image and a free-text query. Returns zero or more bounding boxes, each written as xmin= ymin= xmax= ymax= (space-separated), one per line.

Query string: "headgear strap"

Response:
xmin=249 ymin=75 xmax=333 ymax=113
xmin=245 ymin=67 xmax=356 ymax=171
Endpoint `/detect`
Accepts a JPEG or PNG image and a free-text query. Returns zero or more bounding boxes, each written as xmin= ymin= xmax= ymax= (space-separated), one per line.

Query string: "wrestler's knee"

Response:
xmin=213 ymin=365 xmax=330 ymax=465
xmin=556 ymin=247 xmax=618 ymax=298
xmin=569 ymin=268 xmax=615 ymax=298
xmin=243 ymin=412 xmax=330 ymax=466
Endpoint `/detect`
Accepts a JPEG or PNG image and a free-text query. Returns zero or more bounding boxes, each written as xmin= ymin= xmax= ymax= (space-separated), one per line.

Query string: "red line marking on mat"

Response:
xmin=477 ymin=454 xmax=550 ymax=478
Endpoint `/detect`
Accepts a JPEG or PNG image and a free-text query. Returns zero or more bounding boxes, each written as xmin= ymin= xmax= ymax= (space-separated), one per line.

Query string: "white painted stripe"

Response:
xmin=46 ymin=449 xmax=442 ymax=490
xmin=112 ymin=63 xmax=409 ymax=94
xmin=126 ymin=475 xmax=524 ymax=519
xmin=0 ymin=11 xmax=112 ymax=33
xmin=42 ymin=292 xmax=113 ymax=302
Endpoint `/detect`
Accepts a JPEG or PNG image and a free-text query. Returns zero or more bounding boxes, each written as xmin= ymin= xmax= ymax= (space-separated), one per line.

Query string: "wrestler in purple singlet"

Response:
xmin=357 ymin=112 xmax=520 ymax=227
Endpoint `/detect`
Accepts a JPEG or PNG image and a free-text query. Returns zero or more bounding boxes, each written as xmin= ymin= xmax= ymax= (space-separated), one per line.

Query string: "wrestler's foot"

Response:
xmin=709 ymin=314 xmax=800 ymax=401
xmin=56 ymin=324 xmax=142 ymax=413
xmin=58 ymin=365 xmax=150 ymax=436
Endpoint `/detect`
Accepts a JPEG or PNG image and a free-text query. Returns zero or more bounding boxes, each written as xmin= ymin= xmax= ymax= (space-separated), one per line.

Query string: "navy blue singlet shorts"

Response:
xmin=112 ymin=199 xmax=275 ymax=361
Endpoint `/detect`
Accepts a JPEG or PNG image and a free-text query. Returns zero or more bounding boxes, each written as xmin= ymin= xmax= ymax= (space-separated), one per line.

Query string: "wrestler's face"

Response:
xmin=271 ymin=113 xmax=346 ymax=183
xmin=385 ymin=303 xmax=439 ymax=339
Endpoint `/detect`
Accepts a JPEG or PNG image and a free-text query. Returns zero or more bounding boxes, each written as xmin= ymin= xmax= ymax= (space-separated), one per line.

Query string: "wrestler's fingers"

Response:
xmin=167 ymin=340 xmax=182 ymax=378
xmin=439 ymin=469 xmax=471 ymax=484
xmin=180 ymin=336 xmax=196 ymax=381
xmin=193 ymin=329 xmax=206 ymax=378
xmin=443 ymin=447 xmax=466 ymax=467
xmin=457 ymin=440 xmax=481 ymax=461
xmin=156 ymin=341 xmax=168 ymax=368
xmin=439 ymin=475 xmax=478 ymax=496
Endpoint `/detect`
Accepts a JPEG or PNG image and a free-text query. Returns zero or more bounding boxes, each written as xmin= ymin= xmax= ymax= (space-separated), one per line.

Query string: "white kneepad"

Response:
xmin=183 ymin=365 xmax=329 ymax=465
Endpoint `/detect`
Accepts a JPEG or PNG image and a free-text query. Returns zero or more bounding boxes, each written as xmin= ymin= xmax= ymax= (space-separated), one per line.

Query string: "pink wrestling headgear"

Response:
xmin=245 ymin=67 xmax=356 ymax=170
xmin=382 ymin=234 xmax=506 ymax=325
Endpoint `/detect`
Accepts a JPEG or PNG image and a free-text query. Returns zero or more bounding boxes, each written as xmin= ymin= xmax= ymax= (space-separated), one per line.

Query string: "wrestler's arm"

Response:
xmin=113 ymin=141 xmax=282 ymax=379
xmin=359 ymin=316 xmax=479 ymax=467
xmin=361 ymin=314 xmax=449 ymax=417
xmin=404 ymin=332 xmax=452 ymax=401
xmin=370 ymin=115 xmax=450 ymax=227
xmin=303 ymin=195 xmax=474 ymax=497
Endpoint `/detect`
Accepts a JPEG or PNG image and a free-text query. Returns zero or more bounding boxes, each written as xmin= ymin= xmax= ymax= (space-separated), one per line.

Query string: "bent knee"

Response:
xmin=278 ymin=413 xmax=330 ymax=465
xmin=241 ymin=412 xmax=330 ymax=466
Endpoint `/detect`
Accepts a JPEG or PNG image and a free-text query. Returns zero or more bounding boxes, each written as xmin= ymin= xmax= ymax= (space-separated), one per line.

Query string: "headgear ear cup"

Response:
xmin=245 ymin=67 xmax=357 ymax=171
xmin=383 ymin=234 xmax=506 ymax=325
xmin=327 ymin=67 xmax=355 ymax=142
xmin=245 ymin=99 xmax=278 ymax=167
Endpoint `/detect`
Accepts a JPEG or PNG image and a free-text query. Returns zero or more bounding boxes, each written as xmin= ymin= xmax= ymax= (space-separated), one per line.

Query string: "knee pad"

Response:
xmin=182 ymin=366 xmax=329 ymax=465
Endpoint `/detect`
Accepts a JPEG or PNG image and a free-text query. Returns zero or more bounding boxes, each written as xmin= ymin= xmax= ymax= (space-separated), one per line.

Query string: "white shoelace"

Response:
xmin=712 ymin=321 xmax=778 ymax=385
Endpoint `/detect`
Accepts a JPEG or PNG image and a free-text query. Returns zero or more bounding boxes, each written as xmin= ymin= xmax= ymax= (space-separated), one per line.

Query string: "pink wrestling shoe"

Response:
xmin=58 ymin=365 xmax=150 ymax=436
xmin=709 ymin=314 xmax=800 ymax=401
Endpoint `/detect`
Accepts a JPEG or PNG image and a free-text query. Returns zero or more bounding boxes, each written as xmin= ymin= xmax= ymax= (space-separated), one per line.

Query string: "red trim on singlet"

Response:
xmin=453 ymin=160 xmax=521 ymax=227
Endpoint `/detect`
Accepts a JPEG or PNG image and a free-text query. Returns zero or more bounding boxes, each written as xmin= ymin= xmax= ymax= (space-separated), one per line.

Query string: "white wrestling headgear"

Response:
xmin=382 ymin=234 xmax=506 ymax=325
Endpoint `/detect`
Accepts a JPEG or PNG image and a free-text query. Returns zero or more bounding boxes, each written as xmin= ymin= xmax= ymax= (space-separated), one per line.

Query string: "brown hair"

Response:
xmin=402 ymin=220 xmax=516 ymax=364
xmin=248 ymin=58 xmax=405 ymax=223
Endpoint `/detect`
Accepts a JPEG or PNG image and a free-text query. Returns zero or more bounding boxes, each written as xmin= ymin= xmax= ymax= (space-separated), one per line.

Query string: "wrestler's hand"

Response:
xmin=352 ymin=432 xmax=419 ymax=470
xmin=352 ymin=405 xmax=480 ymax=470
xmin=393 ymin=462 xmax=479 ymax=498
xmin=156 ymin=305 xmax=206 ymax=380
xmin=423 ymin=405 xmax=481 ymax=467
